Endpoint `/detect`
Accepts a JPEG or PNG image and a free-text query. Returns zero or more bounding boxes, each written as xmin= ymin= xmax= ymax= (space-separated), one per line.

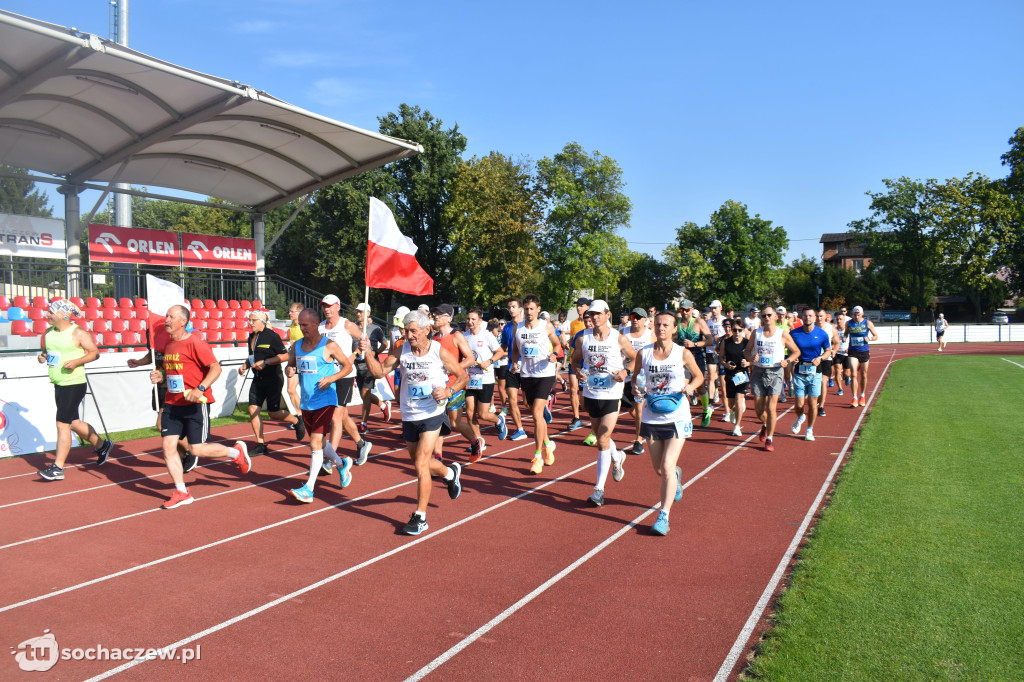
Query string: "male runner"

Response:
xmin=936 ymin=313 xmax=949 ymax=352
xmin=511 ymin=294 xmax=562 ymax=474
xmin=706 ymin=299 xmax=728 ymax=414
xmin=239 ymin=310 xmax=304 ymax=455
xmin=319 ymin=295 xmax=371 ymax=467
xmin=37 ymin=299 xmax=112 ymax=480
xmin=500 ymin=297 xmax=528 ymax=440
xmin=430 ymin=303 xmax=478 ymax=460
xmin=355 ymin=303 xmax=391 ymax=431
xmin=563 ymin=297 xmax=591 ymax=431
xmin=461 ymin=307 xmax=508 ymax=459
xmin=788 ymin=308 xmax=832 ymax=441
xmin=744 ymin=305 xmax=800 ymax=452
xmin=815 ymin=307 xmax=841 ymax=417
xmin=675 ymin=300 xmax=714 ymax=426
xmin=846 ymin=306 xmax=879 ymax=407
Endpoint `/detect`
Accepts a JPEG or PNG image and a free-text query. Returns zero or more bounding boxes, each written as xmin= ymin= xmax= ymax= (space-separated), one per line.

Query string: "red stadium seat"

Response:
xmin=91 ymin=319 xmax=110 ymax=333
xmin=191 ymin=298 xmax=204 ymax=310
xmin=275 ymin=328 xmax=287 ymax=340
xmin=70 ymin=296 xmax=86 ymax=309
xmin=11 ymin=320 xmax=32 ymax=336
xmin=102 ymin=297 xmax=117 ymax=309
xmin=27 ymin=307 xmax=46 ymax=320
xmin=252 ymin=300 xmax=264 ymax=309
xmin=84 ymin=308 xmax=102 ymax=321
xmin=203 ymin=299 xmax=216 ymax=310
xmin=193 ymin=309 xmax=209 ymax=320
xmin=100 ymin=332 xmax=121 ymax=351
xmin=208 ymin=309 xmax=223 ymax=320
xmin=118 ymin=297 xmax=132 ymax=308
xmin=134 ymin=297 xmax=147 ymax=309
xmin=12 ymin=295 xmax=29 ymax=308
xmin=122 ymin=331 xmax=142 ymax=346
xmin=109 ymin=319 xmax=129 ymax=333
xmin=239 ymin=300 xmax=252 ymax=310
xmin=32 ymin=320 xmax=50 ymax=335
xmin=128 ymin=318 xmax=147 ymax=332
xmin=86 ymin=297 xmax=101 ymax=309
xmin=0 ymin=295 xmax=9 ymax=310
xmin=32 ymin=296 xmax=48 ymax=309
xmin=206 ymin=331 xmax=222 ymax=343
xmin=206 ymin=319 xmax=221 ymax=330
xmin=228 ymin=299 xmax=241 ymax=309
xmin=191 ymin=319 xmax=207 ymax=331
xmin=102 ymin=308 xmax=119 ymax=320
xmin=216 ymin=299 xmax=229 ymax=309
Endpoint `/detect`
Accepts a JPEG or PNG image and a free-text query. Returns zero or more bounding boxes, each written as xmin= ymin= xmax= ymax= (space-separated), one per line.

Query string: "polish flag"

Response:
xmin=145 ymin=274 xmax=188 ymax=353
xmin=366 ymin=197 xmax=434 ymax=295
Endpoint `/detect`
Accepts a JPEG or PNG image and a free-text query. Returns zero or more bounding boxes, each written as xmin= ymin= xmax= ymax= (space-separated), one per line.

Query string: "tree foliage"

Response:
xmin=445 ymin=152 xmax=545 ymax=308
xmin=998 ymin=126 xmax=1024 ymax=296
xmin=536 ymin=142 xmax=632 ymax=308
xmin=614 ymin=252 xmax=680 ymax=312
xmin=666 ymin=200 xmax=788 ymax=309
xmin=0 ymin=166 xmax=53 ymax=217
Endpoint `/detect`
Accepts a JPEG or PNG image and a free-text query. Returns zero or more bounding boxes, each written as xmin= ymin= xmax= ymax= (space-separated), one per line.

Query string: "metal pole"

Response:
xmin=84 ymin=374 xmax=111 ymax=442
xmin=60 ymin=184 xmax=83 ymax=298
xmin=253 ymin=212 xmax=266 ymax=305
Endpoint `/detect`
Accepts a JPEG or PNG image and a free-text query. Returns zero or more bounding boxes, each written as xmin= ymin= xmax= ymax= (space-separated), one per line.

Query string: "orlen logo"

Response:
xmin=93 ymin=232 xmax=122 ymax=254
xmin=186 ymin=240 xmax=209 ymax=261
xmin=11 ymin=630 xmax=59 ymax=672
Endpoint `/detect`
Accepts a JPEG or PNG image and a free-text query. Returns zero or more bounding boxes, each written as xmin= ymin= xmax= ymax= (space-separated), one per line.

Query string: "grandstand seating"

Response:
xmin=0 ymin=295 xmax=9 ymax=310
xmin=11 ymin=320 xmax=31 ymax=336
xmin=32 ymin=296 xmax=48 ymax=309
xmin=84 ymin=308 xmax=102 ymax=321
xmin=32 ymin=320 xmax=49 ymax=335
xmin=13 ymin=295 xmax=30 ymax=308
xmin=70 ymin=296 xmax=86 ymax=309
xmin=134 ymin=297 xmax=147 ymax=309
xmin=92 ymin=319 xmax=110 ymax=333
xmin=204 ymin=299 xmax=216 ymax=310
xmin=128 ymin=318 xmax=147 ymax=332
xmin=85 ymin=297 xmax=100 ymax=309
xmin=27 ymin=308 xmax=46 ymax=321
xmin=239 ymin=300 xmax=252 ymax=310
xmin=102 ymin=297 xmax=117 ymax=309
xmin=109 ymin=319 xmax=129 ymax=333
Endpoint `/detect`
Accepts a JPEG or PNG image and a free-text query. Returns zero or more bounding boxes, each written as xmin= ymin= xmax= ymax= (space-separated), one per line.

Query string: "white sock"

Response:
xmin=596 ymin=449 xmax=612 ymax=489
xmin=414 ymin=510 xmax=426 ymax=520
xmin=443 ymin=466 xmax=454 ymax=482
xmin=307 ymin=449 xmax=323 ymax=490
xmin=323 ymin=442 xmax=343 ymax=466
xmin=175 ymin=482 xmax=188 ymax=493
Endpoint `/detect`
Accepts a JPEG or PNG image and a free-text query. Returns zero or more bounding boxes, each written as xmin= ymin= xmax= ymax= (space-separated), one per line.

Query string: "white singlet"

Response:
xmin=580 ymin=328 xmax=625 ymax=400
xmin=516 ymin=320 xmax=556 ymax=378
xmin=399 ymin=340 xmax=448 ymax=421
xmin=753 ymin=327 xmax=785 ymax=368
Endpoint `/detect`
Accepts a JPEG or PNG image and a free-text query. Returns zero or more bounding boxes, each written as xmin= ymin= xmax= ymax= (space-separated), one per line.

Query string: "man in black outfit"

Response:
xmin=240 ymin=310 xmax=305 ymax=455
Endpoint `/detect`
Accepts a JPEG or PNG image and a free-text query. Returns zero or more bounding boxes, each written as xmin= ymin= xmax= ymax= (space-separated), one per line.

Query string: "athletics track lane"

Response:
xmin=0 ymin=343 xmax=1019 ymax=680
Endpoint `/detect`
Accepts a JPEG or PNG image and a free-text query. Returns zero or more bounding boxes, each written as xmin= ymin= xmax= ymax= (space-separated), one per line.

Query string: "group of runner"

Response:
xmin=32 ymin=292 xmax=880 ymax=537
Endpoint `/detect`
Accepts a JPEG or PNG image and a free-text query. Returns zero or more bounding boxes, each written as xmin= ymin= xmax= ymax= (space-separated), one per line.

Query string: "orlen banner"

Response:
xmin=181 ymin=233 xmax=256 ymax=270
xmin=88 ymin=224 xmax=179 ymax=266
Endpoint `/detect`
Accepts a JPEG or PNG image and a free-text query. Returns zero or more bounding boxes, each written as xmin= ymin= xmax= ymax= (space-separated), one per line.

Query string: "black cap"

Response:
xmin=574 ymin=297 xmax=591 ymax=306
xmin=431 ymin=303 xmax=455 ymax=317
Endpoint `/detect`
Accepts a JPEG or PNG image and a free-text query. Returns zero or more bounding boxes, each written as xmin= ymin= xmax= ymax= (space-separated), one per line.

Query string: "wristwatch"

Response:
xmin=197 ymin=384 xmax=207 ymax=393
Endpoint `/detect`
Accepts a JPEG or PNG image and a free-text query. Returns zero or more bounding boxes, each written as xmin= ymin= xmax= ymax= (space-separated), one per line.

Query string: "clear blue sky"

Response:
xmin=6 ymin=0 xmax=1024 ymax=264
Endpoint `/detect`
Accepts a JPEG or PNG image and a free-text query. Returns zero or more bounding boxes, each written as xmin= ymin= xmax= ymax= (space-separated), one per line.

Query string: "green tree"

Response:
xmin=780 ymin=256 xmax=821 ymax=308
xmin=377 ymin=104 xmax=467 ymax=302
xmin=0 ymin=166 xmax=53 ymax=217
xmin=666 ymin=200 xmax=788 ymax=309
xmin=931 ymin=173 xmax=1014 ymax=320
xmin=445 ymin=152 xmax=545 ymax=307
xmin=849 ymin=178 xmax=938 ymax=320
xmin=820 ymin=262 xmax=868 ymax=308
xmin=998 ymin=126 xmax=1024 ymax=296
xmin=536 ymin=142 xmax=632 ymax=307
xmin=615 ymin=252 xmax=680 ymax=311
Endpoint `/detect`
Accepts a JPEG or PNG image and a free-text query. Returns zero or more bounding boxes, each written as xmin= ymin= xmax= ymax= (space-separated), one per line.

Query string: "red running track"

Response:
xmin=1 ymin=342 xmax=1020 ymax=681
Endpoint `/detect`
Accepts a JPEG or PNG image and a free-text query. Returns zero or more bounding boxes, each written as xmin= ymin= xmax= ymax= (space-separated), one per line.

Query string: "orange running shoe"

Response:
xmin=858 ymin=396 xmax=867 ymax=406
xmin=529 ymin=455 xmax=543 ymax=474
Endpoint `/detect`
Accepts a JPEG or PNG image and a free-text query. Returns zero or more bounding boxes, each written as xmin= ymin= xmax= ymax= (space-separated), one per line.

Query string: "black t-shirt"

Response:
xmin=356 ymin=323 xmax=386 ymax=363
xmin=722 ymin=337 xmax=747 ymax=376
xmin=247 ymin=327 xmax=286 ymax=380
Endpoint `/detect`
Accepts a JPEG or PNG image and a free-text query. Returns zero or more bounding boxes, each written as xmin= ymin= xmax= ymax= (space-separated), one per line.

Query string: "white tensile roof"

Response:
xmin=0 ymin=9 xmax=421 ymax=212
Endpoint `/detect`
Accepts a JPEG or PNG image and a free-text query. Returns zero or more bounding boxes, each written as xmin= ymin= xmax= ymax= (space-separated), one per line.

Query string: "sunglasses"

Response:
xmin=761 ymin=313 xmax=774 ymax=318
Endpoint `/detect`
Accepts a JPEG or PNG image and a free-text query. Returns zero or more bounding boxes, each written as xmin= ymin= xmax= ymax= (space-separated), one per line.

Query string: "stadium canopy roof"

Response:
xmin=0 ymin=9 xmax=422 ymax=213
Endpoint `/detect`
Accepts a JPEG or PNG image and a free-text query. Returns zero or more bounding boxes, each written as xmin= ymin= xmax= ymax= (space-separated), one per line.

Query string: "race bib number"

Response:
xmin=678 ymin=419 xmax=693 ymax=439
xmin=732 ymin=371 xmax=748 ymax=385
xmin=408 ymin=382 xmax=432 ymax=399
xmin=758 ymin=354 xmax=774 ymax=366
xmin=468 ymin=376 xmax=484 ymax=390
xmin=248 ymin=354 xmax=256 ymax=366
xmin=522 ymin=344 xmax=540 ymax=358
xmin=798 ymin=362 xmax=816 ymax=375
xmin=166 ymin=375 xmax=185 ymax=393
xmin=587 ymin=374 xmax=612 ymax=389
xmin=45 ymin=351 xmax=60 ymax=368
xmin=297 ymin=356 xmax=317 ymax=374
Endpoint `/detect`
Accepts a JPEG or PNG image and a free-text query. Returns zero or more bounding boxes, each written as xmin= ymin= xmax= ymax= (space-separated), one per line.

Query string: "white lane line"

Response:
xmin=1001 ymin=357 xmax=1024 ymax=369
xmin=713 ymin=348 xmax=897 ymax=682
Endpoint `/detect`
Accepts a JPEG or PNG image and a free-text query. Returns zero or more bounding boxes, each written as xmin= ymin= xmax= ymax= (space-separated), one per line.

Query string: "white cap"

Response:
xmin=777 ymin=305 xmax=787 ymax=314
xmin=539 ymin=311 xmax=550 ymax=320
xmin=709 ymin=299 xmax=722 ymax=308
xmin=852 ymin=305 xmax=864 ymax=314
xmin=393 ymin=306 xmax=411 ymax=327
xmin=588 ymin=299 xmax=610 ymax=314
xmin=356 ymin=302 xmax=371 ymax=312
xmin=938 ymin=313 xmax=944 ymax=318
xmin=321 ymin=294 xmax=340 ymax=306
xmin=417 ymin=304 xmax=430 ymax=313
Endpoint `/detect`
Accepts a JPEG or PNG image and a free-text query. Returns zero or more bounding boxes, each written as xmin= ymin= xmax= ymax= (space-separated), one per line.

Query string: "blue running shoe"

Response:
xmin=445 ymin=462 xmax=462 ymax=500
xmin=290 ymin=484 xmax=314 ymax=504
xmin=497 ymin=413 xmax=508 ymax=441
xmin=543 ymin=405 xmax=552 ymax=424
xmin=402 ymin=512 xmax=428 ymax=536
xmin=568 ymin=418 xmax=583 ymax=431
xmin=510 ymin=428 xmax=527 ymax=441
xmin=652 ymin=510 xmax=670 ymax=536
xmin=674 ymin=466 xmax=683 ymax=502
xmin=338 ymin=456 xmax=353 ymax=488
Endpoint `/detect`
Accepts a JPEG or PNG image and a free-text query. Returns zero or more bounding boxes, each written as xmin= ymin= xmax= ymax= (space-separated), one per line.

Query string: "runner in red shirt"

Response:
xmin=149 ymin=304 xmax=252 ymax=510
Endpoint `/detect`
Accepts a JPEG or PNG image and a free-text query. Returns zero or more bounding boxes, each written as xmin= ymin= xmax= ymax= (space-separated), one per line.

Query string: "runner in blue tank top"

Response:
xmin=846 ymin=306 xmax=879 ymax=408
xmin=788 ymin=308 xmax=832 ymax=441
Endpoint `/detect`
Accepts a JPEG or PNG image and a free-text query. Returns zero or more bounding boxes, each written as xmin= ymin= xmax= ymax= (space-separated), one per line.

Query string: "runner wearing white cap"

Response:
xmin=319 ymin=295 xmax=372 ymax=467
xmin=845 ymin=305 xmax=878 ymax=407
xmin=706 ymin=299 xmax=728 ymax=418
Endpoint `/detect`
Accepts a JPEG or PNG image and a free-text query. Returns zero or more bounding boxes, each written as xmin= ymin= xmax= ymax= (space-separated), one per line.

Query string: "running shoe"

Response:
xmin=701 ymin=408 xmax=712 ymax=428
xmin=39 ymin=463 xmax=64 ymax=481
xmin=611 ymin=449 xmax=625 ymax=482
xmin=338 ymin=456 xmax=353 ymax=488
xmin=805 ymin=428 xmax=815 ymax=442
xmin=765 ymin=437 xmax=775 ymax=452
xmin=732 ymin=425 xmax=743 ymax=437
xmin=652 ymin=510 xmax=670 ymax=536
xmin=355 ymin=440 xmax=372 ymax=466
xmin=182 ymin=452 xmax=199 ymax=473
xmin=818 ymin=406 xmax=826 ymax=418
xmin=233 ymin=441 xmax=251 ymax=474
xmin=630 ymin=440 xmax=644 ymax=456
xmin=95 ymin=439 xmax=112 ymax=466
xmin=381 ymin=401 xmax=392 ymax=422
xmin=501 ymin=406 xmax=508 ymax=416
xmin=778 ymin=393 xmax=787 ymax=404
xmin=791 ymin=415 xmax=805 ymax=434
xmin=548 ymin=392 xmax=556 ymax=412
xmin=290 ymin=484 xmax=314 ymax=503
xmin=294 ymin=418 xmax=306 ymax=441
xmin=759 ymin=425 xmax=767 ymax=443
xmin=253 ymin=442 xmax=268 ymax=457
xmin=851 ymin=399 xmax=860 ymax=408
xmin=469 ymin=437 xmax=486 ymax=464
xmin=544 ymin=439 xmax=556 ymax=466
xmin=730 ymin=411 xmax=738 ymax=424
xmin=529 ymin=454 xmax=544 ymax=474
xmin=828 ymin=377 xmax=834 ymax=387
xmin=321 ymin=458 xmax=334 ymax=475
xmin=568 ymin=418 xmax=583 ymax=431
xmin=288 ymin=423 xmax=296 ymax=430
xmin=674 ymin=465 xmax=683 ymax=502
xmin=844 ymin=376 xmax=851 ymax=386
xmin=583 ymin=433 xmax=597 ymax=446
xmin=161 ymin=489 xmax=194 ymax=509
xmin=837 ymin=387 xmax=844 ymax=396
xmin=859 ymin=396 xmax=867 ymax=407
xmin=402 ymin=512 xmax=428 ymax=536
xmin=721 ymin=411 xmax=732 ymax=422
xmin=587 ymin=488 xmax=605 ymax=507
xmin=445 ymin=462 xmax=462 ymax=500
xmin=496 ymin=413 xmax=508 ymax=441
xmin=358 ymin=421 xmax=368 ymax=434
xmin=488 ymin=404 xmax=496 ymax=414
xmin=542 ymin=404 xmax=552 ymax=424
xmin=510 ymin=428 xmax=527 ymax=441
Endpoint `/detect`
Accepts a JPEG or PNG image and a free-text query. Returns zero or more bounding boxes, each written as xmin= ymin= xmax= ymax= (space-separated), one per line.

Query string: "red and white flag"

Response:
xmin=365 ymin=197 xmax=433 ymax=295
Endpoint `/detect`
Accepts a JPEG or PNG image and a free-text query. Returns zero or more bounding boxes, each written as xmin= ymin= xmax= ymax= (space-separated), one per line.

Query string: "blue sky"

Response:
xmin=6 ymin=0 xmax=1023 ymax=264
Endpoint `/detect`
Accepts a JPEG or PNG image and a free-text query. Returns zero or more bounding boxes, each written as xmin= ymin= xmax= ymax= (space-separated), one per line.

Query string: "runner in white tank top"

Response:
xmin=510 ymin=295 xmax=563 ymax=475
xmin=318 ymin=296 xmax=369 ymax=474
xmin=743 ymin=306 xmax=799 ymax=453
xmin=623 ymin=310 xmax=654 ymax=455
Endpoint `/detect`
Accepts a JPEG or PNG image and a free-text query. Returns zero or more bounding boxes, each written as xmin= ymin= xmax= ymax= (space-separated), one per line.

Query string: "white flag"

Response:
xmin=145 ymin=274 xmax=187 ymax=316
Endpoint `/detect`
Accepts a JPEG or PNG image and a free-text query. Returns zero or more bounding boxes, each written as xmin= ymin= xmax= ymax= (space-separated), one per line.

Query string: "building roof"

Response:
xmin=0 ymin=9 xmax=422 ymax=212
xmin=820 ymin=232 xmax=855 ymax=243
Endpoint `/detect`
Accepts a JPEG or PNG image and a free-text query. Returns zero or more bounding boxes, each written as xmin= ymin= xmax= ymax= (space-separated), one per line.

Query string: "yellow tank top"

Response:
xmin=44 ymin=324 xmax=87 ymax=386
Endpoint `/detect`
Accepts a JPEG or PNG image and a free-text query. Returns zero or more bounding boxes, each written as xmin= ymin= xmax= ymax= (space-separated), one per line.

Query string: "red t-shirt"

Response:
xmin=162 ymin=333 xmax=217 ymax=406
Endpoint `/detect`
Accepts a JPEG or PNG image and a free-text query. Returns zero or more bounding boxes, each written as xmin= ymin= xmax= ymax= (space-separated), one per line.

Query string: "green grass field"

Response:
xmin=746 ymin=355 xmax=1024 ymax=681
